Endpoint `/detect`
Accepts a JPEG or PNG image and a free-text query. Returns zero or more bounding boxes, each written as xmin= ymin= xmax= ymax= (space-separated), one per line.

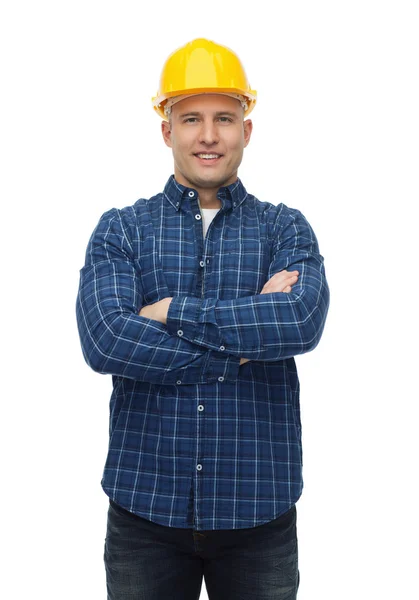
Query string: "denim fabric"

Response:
xmin=76 ymin=175 xmax=329 ymax=531
xmin=105 ymin=499 xmax=299 ymax=599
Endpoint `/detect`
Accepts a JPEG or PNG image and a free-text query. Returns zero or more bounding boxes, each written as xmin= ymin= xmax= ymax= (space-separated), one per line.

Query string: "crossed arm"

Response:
xmin=139 ymin=270 xmax=299 ymax=323
xmin=76 ymin=207 xmax=329 ymax=382
xmin=139 ymin=270 xmax=300 ymax=365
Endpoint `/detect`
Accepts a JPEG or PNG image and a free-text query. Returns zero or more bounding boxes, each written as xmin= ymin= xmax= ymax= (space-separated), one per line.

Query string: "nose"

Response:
xmin=198 ymin=119 xmax=219 ymax=146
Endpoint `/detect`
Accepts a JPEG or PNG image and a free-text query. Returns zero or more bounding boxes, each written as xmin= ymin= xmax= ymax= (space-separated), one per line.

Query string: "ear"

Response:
xmin=161 ymin=120 xmax=173 ymax=148
xmin=243 ymin=119 xmax=253 ymax=148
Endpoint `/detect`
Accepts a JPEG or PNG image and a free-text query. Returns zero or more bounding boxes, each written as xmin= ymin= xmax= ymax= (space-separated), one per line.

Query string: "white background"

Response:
xmin=1 ymin=1 xmax=418 ymax=598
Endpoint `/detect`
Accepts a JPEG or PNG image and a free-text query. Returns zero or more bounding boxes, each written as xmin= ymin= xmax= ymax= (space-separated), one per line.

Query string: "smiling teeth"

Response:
xmin=197 ymin=154 xmax=220 ymax=159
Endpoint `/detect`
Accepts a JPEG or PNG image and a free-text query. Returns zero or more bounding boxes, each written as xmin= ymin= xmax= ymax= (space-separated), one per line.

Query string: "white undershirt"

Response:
xmin=201 ymin=208 xmax=220 ymax=237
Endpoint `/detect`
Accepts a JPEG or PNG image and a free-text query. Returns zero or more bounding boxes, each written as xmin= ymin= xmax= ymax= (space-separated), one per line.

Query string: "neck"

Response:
xmin=197 ymin=188 xmax=221 ymax=209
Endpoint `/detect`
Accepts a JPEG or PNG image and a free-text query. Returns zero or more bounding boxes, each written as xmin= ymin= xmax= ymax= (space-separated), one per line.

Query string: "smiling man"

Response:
xmin=76 ymin=38 xmax=330 ymax=600
xmin=162 ymin=93 xmax=252 ymax=206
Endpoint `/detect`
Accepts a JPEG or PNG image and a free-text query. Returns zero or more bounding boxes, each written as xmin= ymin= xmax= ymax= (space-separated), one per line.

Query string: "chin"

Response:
xmin=196 ymin=173 xmax=233 ymax=189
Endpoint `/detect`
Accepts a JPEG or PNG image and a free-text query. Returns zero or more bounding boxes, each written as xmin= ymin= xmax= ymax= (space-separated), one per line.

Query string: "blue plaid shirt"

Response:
xmin=76 ymin=175 xmax=329 ymax=530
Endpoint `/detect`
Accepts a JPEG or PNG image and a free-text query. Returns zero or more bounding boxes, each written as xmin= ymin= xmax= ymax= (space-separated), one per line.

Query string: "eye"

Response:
xmin=217 ymin=116 xmax=233 ymax=123
xmin=183 ymin=117 xmax=199 ymax=123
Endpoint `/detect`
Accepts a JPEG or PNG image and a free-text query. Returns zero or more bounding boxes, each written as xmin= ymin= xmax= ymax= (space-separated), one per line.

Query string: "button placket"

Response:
xmin=189 ymin=194 xmax=205 ymax=298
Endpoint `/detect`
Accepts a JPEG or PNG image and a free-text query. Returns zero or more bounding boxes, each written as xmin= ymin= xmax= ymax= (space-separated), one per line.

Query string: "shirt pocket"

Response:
xmin=215 ymin=239 xmax=271 ymax=299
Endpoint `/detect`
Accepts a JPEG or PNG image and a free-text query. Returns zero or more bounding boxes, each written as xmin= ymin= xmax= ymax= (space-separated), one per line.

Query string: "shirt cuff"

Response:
xmin=206 ymin=351 xmax=241 ymax=383
xmin=159 ymin=350 xmax=240 ymax=386
xmin=167 ymin=295 xmax=203 ymax=342
xmin=167 ymin=295 xmax=229 ymax=351
xmin=167 ymin=296 xmax=240 ymax=383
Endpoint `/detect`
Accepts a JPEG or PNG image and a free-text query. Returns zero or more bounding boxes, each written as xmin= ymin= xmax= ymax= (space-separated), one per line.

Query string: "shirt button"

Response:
xmin=177 ymin=330 xmax=183 ymax=337
xmin=199 ymin=260 xmax=205 ymax=267
xmin=198 ymin=405 xmax=204 ymax=411
xmin=195 ymin=213 xmax=202 ymax=220
xmin=219 ymin=345 xmax=225 ymax=351
xmin=176 ymin=380 xmax=182 ymax=385
xmin=218 ymin=376 xmax=224 ymax=382
xmin=197 ymin=464 xmax=202 ymax=471
xmin=188 ymin=191 xmax=195 ymax=197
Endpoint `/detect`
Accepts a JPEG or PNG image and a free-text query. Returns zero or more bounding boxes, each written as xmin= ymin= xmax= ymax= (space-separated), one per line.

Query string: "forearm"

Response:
xmin=76 ymin=209 xmax=241 ymax=384
xmin=139 ymin=298 xmax=252 ymax=365
xmin=76 ymin=264 xmax=240 ymax=384
xmin=165 ymin=208 xmax=330 ymax=362
xmin=166 ymin=264 xmax=329 ymax=361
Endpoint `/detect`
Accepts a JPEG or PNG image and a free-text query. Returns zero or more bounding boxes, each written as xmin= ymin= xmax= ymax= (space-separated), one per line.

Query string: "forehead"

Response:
xmin=172 ymin=94 xmax=243 ymax=116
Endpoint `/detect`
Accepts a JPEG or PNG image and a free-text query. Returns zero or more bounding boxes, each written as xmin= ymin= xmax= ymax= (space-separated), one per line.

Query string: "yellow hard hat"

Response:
xmin=152 ymin=38 xmax=257 ymax=120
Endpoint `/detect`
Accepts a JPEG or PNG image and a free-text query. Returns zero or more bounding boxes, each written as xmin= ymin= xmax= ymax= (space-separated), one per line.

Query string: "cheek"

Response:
xmin=226 ymin=131 xmax=245 ymax=151
xmin=171 ymin=139 xmax=186 ymax=158
xmin=172 ymin=137 xmax=193 ymax=157
xmin=226 ymin=138 xmax=245 ymax=160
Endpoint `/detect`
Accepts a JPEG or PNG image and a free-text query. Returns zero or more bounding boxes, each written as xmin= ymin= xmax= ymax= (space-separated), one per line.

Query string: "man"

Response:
xmin=76 ymin=38 xmax=329 ymax=600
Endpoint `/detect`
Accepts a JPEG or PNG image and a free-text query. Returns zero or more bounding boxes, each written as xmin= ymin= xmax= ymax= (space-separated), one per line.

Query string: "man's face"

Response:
xmin=161 ymin=94 xmax=253 ymax=193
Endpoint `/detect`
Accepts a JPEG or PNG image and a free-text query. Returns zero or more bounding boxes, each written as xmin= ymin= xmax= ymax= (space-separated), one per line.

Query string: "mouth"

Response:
xmin=194 ymin=153 xmax=223 ymax=163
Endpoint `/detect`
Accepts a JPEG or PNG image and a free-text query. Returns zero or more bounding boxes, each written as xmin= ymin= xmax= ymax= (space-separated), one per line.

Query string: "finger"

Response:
xmin=261 ymin=271 xmax=299 ymax=294
xmin=261 ymin=275 xmax=296 ymax=292
xmin=277 ymin=275 xmax=298 ymax=288
xmin=270 ymin=271 xmax=299 ymax=284
xmin=283 ymin=285 xmax=292 ymax=293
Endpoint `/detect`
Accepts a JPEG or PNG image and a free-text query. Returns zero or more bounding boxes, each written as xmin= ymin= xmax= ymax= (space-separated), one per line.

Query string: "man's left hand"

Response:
xmin=139 ymin=298 xmax=173 ymax=324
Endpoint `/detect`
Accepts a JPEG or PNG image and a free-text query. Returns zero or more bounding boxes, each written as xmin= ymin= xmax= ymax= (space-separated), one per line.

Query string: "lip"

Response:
xmin=193 ymin=153 xmax=223 ymax=165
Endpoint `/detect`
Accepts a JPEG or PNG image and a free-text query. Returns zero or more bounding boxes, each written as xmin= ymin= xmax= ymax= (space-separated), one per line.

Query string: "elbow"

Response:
xmin=76 ymin=303 xmax=117 ymax=375
xmin=78 ymin=330 xmax=110 ymax=374
xmin=297 ymin=283 xmax=330 ymax=355
xmin=86 ymin=351 xmax=107 ymax=375
xmin=300 ymin=320 xmax=325 ymax=354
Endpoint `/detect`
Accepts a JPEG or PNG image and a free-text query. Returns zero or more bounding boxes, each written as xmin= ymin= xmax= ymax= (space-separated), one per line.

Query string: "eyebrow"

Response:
xmin=177 ymin=111 xmax=240 ymax=119
xmin=215 ymin=111 xmax=239 ymax=118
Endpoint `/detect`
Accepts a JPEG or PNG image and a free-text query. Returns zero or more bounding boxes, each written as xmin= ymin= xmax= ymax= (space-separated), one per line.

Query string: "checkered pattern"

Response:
xmin=76 ymin=175 xmax=329 ymax=530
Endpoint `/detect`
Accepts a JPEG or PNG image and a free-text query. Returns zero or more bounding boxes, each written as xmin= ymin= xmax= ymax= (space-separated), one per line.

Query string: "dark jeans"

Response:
xmin=104 ymin=500 xmax=299 ymax=599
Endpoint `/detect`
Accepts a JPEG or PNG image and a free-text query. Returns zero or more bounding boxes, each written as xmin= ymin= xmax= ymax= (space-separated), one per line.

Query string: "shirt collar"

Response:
xmin=163 ymin=175 xmax=248 ymax=212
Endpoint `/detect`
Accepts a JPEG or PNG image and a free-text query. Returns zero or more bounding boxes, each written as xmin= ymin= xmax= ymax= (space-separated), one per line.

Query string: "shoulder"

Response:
xmin=245 ymin=193 xmax=308 ymax=231
xmin=95 ymin=191 xmax=163 ymax=232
